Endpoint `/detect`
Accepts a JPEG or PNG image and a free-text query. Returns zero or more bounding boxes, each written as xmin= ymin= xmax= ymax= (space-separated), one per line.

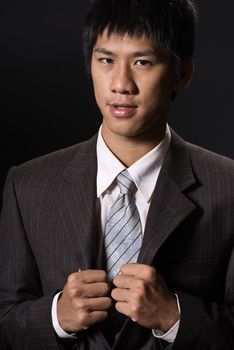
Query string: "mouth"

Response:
xmin=108 ymin=103 xmax=138 ymax=118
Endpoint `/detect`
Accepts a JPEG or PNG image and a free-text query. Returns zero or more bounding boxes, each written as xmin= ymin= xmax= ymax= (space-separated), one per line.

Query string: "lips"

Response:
xmin=109 ymin=103 xmax=137 ymax=118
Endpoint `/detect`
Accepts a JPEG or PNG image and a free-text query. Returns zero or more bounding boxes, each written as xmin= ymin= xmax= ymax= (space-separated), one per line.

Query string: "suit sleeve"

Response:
xmin=0 ymin=167 xmax=76 ymax=350
xmin=171 ymin=255 xmax=234 ymax=349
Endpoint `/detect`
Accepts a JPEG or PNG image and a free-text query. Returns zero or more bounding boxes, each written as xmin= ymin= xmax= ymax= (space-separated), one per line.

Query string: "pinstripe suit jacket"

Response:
xmin=0 ymin=129 xmax=234 ymax=349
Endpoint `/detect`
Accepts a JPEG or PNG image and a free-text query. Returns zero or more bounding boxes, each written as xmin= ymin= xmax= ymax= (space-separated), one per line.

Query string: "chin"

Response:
xmin=111 ymin=127 xmax=142 ymax=139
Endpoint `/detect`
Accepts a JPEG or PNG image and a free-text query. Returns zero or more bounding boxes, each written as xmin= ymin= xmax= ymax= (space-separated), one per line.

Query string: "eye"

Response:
xmin=135 ymin=60 xmax=152 ymax=67
xmin=98 ymin=58 xmax=114 ymax=64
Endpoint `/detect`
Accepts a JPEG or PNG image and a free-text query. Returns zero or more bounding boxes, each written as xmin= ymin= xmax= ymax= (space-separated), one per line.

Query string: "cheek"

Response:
xmin=148 ymin=77 xmax=174 ymax=102
xmin=92 ymin=73 xmax=108 ymax=99
xmin=92 ymin=77 xmax=104 ymax=104
xmin=140 ymin=80 xmax=173 ymax=115
xmin=140 ymin=81 xmax=161 ymax=107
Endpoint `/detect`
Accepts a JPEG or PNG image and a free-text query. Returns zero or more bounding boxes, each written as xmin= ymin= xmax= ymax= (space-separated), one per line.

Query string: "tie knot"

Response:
xmin=116 ymin=169 xmax=135 ymax=194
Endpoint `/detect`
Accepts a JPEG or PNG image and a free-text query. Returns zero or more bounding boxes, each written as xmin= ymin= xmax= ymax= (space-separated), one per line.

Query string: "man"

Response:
xmin=0 ymin=0 xmax=234 ymax=349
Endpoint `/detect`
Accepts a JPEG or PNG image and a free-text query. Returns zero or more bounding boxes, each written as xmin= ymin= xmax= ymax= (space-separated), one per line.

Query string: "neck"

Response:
xmin=102 ymin=127 xmax=166 ymax=167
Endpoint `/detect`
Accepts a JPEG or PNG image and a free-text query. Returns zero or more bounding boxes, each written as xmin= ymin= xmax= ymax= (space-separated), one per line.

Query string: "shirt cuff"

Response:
xmin=51 ymin=291 xmax=77 ymax=339
xmin=152 ymin=294 xmax=180 ymax=343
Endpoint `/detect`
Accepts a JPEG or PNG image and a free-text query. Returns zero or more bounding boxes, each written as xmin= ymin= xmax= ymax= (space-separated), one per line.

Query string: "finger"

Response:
xmin=74 ymin=310 xmax=110 ymax=332
xmin=85 ymin=296 xmax=112 ymax=311
xmin=115 ymin=301 xmax=131 ymax=318
xmin=67 ymin=270 xmax=108 ymax=287
xmin=78 ymin=270 xmax=108 ymax=283
xmin=75 ymin=282 xmax=110 ymax=298
xmin=120 ymin=264 xmax=156 ymax=282
xmin=87 ymin=310 xmax=109 ymax=325
xmin=113 ymin=274 xmax=136 ymax=289
xmin=113 ymin=275 xmax=154 ymax=300
xmin=111 ymin=288 xmax=130 ymax=302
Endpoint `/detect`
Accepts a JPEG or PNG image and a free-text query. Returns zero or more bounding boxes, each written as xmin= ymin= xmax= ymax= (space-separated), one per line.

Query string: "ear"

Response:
xmin=174 ymin=57 xmax=195 ymax=93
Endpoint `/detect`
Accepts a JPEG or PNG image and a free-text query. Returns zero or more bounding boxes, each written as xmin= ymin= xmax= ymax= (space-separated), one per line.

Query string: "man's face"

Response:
xmin=91 ymin=29 xmax=182 ymax=143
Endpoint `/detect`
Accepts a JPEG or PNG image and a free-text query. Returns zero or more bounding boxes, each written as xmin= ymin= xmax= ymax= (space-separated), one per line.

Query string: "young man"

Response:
xmin=0 ymin=1 xmax=234 ymax=349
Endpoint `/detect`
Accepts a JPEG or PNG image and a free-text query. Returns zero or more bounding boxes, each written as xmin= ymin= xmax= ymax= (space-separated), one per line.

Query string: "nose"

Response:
xmin=110 ymin=64 xmax=138 ymax=95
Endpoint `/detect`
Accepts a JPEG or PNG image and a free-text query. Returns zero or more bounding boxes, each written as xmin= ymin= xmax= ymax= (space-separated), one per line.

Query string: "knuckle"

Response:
xmin=99 ymin=270 xmax=107 ymax=280
xmin=131 ymin=303 xmax=138 ymax=313
xmin=130 ymin=303 xmax=139 ymax=318
xmin=135 ymin=279 xmax=146 ymax=292
xmin=103 ymin=281 xmax=110 ymax=292
xmin=78 ymin=311 xmax=89 ymax=325
xmin=66 ymin=284 xmax=83 ymax=300
xmin=67 ymin=273 xmax=78 ymax=285
xmin=76 ymin=299 xmax=87 ymax=310
xmin=75 ymin=286 xmax=84 ymax=298
xmin=115 ymin=301 xmax=121 ymax=312
xmin=68 ymin=288 xmax=77 ymax=299
xmin=99 ymin=311 xmax=108 ymax=321
xmin=145 ymin=266 xmax=156 ymax=281
xmin=105 ymin=297 xmax=112 ymax=308
xmin=111 ymin=289 xmax=116 ymax=299
xmin=134 ymin=292 xmax=143 ymax=304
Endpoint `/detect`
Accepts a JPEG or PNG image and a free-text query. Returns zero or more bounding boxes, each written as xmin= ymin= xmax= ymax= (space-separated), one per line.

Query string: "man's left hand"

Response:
xmin=111 ymin=263 xmax=179 ymax=332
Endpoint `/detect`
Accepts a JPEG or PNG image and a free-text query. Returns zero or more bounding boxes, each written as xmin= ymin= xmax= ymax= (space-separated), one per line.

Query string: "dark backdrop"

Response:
xmin=1 ymin=1 xmax=234 ymax=200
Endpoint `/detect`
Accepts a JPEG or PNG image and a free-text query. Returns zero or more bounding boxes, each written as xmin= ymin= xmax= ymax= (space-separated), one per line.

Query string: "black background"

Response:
xmin=1 ymin=1 xmax=234 ymax=199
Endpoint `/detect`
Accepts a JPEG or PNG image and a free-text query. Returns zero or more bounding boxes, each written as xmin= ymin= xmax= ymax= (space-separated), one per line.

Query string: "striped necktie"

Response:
xmin=104 ymin=169 xmax=142 ymax=281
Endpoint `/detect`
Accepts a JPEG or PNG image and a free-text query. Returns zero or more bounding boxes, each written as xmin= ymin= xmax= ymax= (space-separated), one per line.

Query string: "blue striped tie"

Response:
xmin=105 ymin=169 xmax=142 ymax=281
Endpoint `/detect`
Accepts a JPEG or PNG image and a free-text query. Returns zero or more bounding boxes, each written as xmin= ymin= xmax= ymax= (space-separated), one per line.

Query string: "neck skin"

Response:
xmin=101 ymin=123 xmax=166 ymax=167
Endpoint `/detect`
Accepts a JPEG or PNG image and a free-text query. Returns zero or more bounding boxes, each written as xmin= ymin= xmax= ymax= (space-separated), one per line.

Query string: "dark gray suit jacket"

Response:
xmin=0 ymin=129 xmax=234 ymax=349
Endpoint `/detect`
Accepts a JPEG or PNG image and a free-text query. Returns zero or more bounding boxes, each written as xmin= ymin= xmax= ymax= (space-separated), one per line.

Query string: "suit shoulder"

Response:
xmin=184 ymin=141 xmax=234 ymax=185
xmin=170 ymin=129 xmax=234 ymax=174
xmin=9 ymin=135 xmax=97 ymax=189
xmin=186 ymin=141 xmax=234 ymax=168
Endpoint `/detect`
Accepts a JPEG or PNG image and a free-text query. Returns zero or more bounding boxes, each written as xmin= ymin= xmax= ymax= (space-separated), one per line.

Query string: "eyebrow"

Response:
xmin=93 ymin=48 xmax=156 ymax=57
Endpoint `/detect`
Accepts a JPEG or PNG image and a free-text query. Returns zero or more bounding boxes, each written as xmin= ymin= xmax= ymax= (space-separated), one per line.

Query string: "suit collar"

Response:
xmin=161 ymin=128 xmax=196 ymax=191
xmin=63 ymin=134 xmax=98 ymax=181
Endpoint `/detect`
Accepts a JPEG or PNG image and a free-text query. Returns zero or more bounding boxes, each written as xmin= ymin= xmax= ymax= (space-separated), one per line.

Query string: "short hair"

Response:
xmin=82 ymin=0 xmax=198 ymax=74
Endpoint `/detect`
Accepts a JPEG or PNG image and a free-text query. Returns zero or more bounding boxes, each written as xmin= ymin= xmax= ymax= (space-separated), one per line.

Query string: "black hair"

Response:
xmin=82 ymin=0 xmax=198 ymax=74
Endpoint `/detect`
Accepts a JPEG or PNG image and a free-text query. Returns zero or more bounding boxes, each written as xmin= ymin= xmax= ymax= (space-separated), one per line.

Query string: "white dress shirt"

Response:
xmin=52 ymin=124 xmax=180 ymax=343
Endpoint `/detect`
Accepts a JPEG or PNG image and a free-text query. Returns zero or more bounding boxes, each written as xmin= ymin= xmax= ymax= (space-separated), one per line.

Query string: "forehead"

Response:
xmin=93 ymin=28 xmax=156 ymax=54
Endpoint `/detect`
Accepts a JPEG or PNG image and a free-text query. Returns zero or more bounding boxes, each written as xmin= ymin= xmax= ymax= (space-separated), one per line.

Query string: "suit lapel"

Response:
xmin=138 ymin=177 xmax=196 ymax=265
xmin=55 ymin=135 xmax=102 ymax=270
xmin=138 ymin=130 xmax=198 ymax=265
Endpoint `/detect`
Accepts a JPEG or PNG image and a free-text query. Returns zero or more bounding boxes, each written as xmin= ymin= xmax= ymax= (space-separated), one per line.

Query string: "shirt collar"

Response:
xmin=96 ymin=128 xmax=125 ymax=197
xmin=97 ymin=125 xmax=171 ymax=202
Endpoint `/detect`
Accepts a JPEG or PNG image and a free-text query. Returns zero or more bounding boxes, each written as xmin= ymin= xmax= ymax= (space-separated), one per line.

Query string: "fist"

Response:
xmin=111 ymin=263 xmax=179 ymax=332
xmin=57 ymin=269 xmax=112 ymax=333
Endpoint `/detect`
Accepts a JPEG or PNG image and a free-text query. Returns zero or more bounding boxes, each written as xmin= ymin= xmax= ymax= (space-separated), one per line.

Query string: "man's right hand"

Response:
xmin=57 ymin=269 xmax=112 ymax=333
